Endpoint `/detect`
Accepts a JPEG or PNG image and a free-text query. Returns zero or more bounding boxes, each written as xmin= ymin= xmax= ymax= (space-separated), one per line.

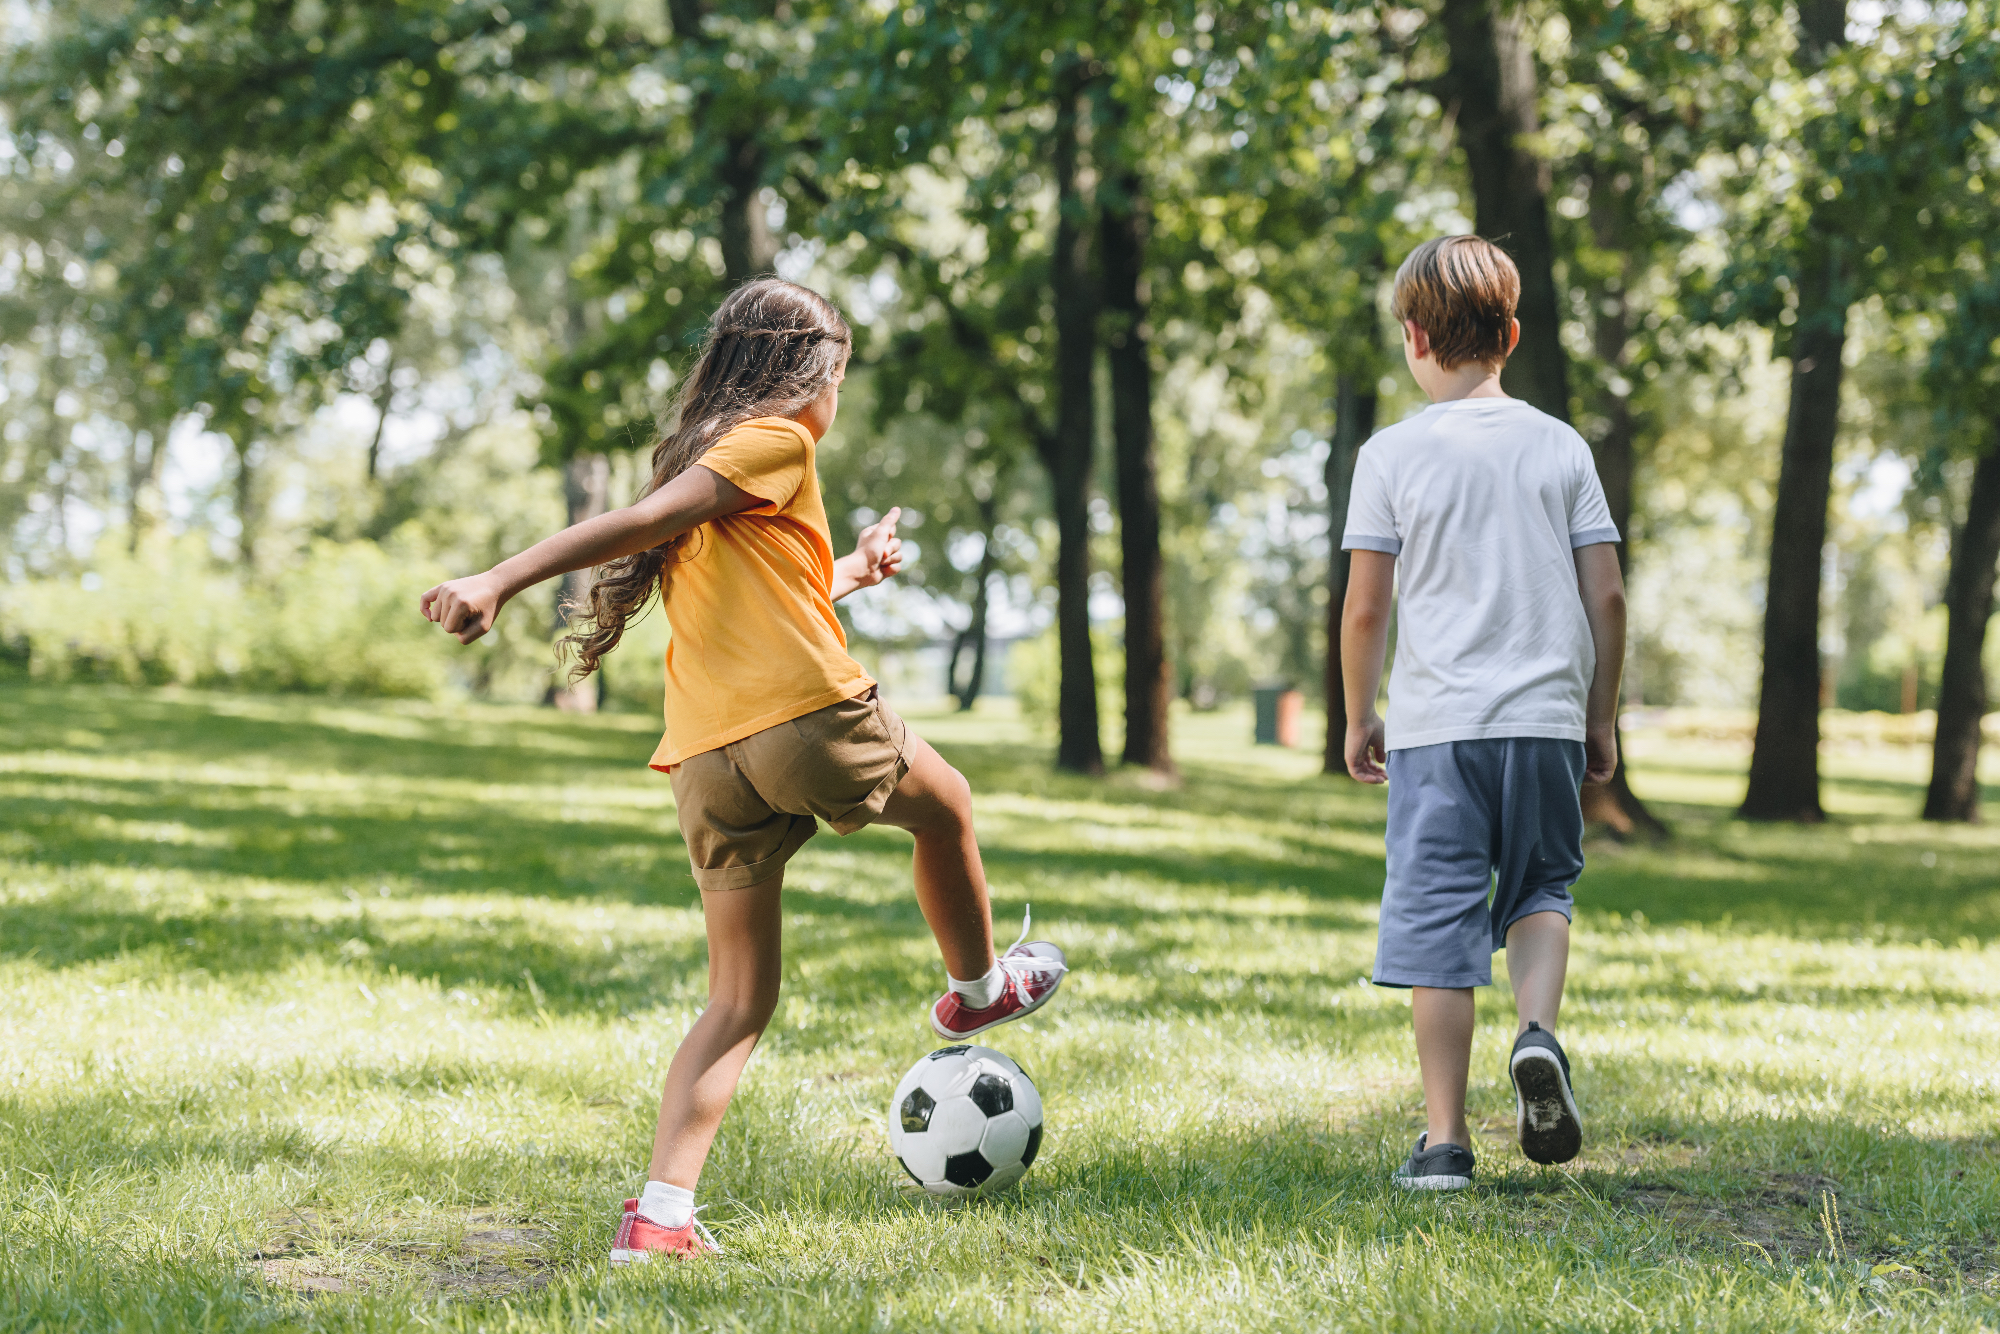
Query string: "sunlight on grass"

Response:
xmin=1 ymin=686 xmax=1997 ymax=1331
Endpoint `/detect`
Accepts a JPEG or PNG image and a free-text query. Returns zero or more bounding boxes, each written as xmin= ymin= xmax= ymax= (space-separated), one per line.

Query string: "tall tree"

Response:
xmin=1044 ymin=60 xmax=1106 ymax=774
xmin=859 ymin=4 xmax=1123 ymax=773
xmin=1926 ymin=442 xmax=2000 ymax=820
xmin=3 ymin=0 xmax=630 ymax=565
xmin=1436 ymin=0 xmax=1567 ymax=417
xmin=1100 ymin=162 xmax=1172 ymax=775
xmin=1736 ymin=0 xmax=1851 ymax=822
xmin=1435 ymin=0 xmax=1666 ymax=831
xmin=1916 ymin=14 xmax=2000 ymax=819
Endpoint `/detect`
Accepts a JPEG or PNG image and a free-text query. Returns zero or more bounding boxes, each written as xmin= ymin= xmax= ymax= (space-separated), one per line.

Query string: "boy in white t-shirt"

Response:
xmin=1341 ymin=235 xmax=1627 ymax=1189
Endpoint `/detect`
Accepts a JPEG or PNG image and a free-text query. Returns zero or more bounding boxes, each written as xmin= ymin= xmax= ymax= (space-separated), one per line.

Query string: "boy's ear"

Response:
xmin=1402 ymin=319 xmax=1431 ymax=361
xmin=1507 ymin=318 xmax=1521 ymax=356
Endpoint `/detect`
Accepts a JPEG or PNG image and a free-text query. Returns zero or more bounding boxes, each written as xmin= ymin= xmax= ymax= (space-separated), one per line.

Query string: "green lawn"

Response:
xmin=2 ymin=683 xmax=1996 ymax=1332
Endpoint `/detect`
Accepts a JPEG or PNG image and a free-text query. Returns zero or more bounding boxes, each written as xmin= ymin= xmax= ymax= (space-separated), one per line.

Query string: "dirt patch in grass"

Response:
xmin=1619 ymin=1172 xmax=1846 ymax=1263
xmin=254 ymin=1259 xmax=354 ymax=1294
xmin=251 ymin=1209 xmax=555 ymax=1300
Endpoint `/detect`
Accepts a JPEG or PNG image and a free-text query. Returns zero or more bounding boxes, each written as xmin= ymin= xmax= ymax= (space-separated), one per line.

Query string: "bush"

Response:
xmin=1009 ymin=627 xmax=1123 ymax=735
xmin=0 ymin=537 xmax=458 ymax=697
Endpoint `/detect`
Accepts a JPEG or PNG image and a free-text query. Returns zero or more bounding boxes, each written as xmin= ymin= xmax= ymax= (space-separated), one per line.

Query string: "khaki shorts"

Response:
xmin=669 ymin=687 xmax=911 ymax=891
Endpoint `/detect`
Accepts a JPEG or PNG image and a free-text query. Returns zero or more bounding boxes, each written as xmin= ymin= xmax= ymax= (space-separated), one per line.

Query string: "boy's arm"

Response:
xmin=831 ymin=507 xmax=905 ymax=601
xmin=419 ymin=464 xmax=758 ymax=644
xmin=1574 ymin=543 xmax=1627 ymax=784
xmin=1341 ymin=550 xmax=1397 ymax=783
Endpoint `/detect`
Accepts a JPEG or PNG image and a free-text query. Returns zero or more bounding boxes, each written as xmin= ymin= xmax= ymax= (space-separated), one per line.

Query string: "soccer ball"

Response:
xmin=887 ymin=1044 xmax=1044 ymax=1196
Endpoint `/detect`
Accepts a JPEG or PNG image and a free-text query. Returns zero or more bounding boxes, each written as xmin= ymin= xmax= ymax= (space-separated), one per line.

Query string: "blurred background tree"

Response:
xmin=4 ymin=0 xmax=1996 ymax=825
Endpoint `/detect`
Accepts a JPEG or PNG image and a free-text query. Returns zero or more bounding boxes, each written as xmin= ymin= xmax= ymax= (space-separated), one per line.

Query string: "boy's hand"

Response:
xmin=852 ymin=506 xmax=904 ymax=586
xmin=1345 ymin=715 xmax=1389 ymax=784
xmin=420 ymin=572 xmax=507 ymax=644
xmin=1583 ymin=724 xmax=1618 ymax=785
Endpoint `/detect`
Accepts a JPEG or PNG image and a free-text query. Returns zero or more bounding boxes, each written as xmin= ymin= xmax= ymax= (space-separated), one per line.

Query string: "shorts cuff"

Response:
xmin=826 ymin=748 xmax=912 ymax=835
xmin=1371 ymin=967 xmax=1493 ymax=989
xmin=1500 ymin=900 xmax=1574 ymax=933
xmin=1496 ymin=895 xmax=1575 ymax=949
xmin=689 ymin=816 xmax=817 ymax=891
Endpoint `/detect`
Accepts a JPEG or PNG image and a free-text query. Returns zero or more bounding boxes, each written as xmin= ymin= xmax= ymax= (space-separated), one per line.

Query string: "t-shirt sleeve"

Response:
xmin=1341 ymin=445 xmax=1401 ymax=555
xmin=1566 ymin=439 xmax=1620 ymax=548
xmin=696 ymin=420 xmax=810 ymax=513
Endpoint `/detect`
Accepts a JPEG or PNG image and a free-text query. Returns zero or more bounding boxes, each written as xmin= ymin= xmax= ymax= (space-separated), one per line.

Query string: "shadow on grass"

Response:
xmin=2 ymin=775 xmax=1388 ymax=908
xmin=10 ymin=685 xmax=2000 ymax=959
xmin=0 ymin=881 xmax=1404 ymax=1039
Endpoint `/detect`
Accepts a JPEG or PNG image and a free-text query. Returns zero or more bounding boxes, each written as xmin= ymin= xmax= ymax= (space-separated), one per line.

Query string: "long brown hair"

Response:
xmin=561 ymin=278 xmax=852 ymax=677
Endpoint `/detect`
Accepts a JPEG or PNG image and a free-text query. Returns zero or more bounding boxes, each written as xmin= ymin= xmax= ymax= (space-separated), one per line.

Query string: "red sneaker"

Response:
xmin=609 ymin=1198 xmax=719 ymax=1265
xmin=930 ymin=908 xmax=1068 ymax=1041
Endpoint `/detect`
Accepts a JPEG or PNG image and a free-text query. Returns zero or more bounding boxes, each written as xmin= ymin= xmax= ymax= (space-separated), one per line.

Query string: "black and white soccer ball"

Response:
xmin=887 ymin=1044 xmax=1044 ymax=1196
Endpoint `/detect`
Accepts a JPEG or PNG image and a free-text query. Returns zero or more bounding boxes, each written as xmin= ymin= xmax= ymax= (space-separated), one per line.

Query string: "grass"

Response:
xmin=1 ymin=682 xmax=1997 ymax=1332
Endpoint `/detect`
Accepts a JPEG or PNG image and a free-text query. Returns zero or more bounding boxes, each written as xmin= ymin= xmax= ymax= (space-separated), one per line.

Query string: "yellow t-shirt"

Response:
xmin=648 ymin=417 xmax=874 ymax=770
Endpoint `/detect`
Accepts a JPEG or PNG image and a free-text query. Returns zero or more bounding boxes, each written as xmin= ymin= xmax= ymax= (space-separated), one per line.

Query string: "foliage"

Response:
xmin=1 ymin=535 xmax=455 ymax=695
xmin=4 ymin=0 xmax=2000 ymax=741
xmin=3 ymin=687 xmax=2000 ymax=1329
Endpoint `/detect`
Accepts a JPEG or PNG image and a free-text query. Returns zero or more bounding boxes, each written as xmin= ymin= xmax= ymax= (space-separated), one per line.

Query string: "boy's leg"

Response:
xmin=1412 ymin=985 xmax=1475 ymax=1150
xmin=1505 ymin=909 xmax=1569 ymax=1034
xmin=1491 ymin=739 xmax=1587 ymax=1164
xmin=877 ymin=732 xmax=994 ymax=980
xmin=647 ymin=876 xmax=785 ymax=1187
xmin=1376 ymin=743 xmax=1502 ymax=1162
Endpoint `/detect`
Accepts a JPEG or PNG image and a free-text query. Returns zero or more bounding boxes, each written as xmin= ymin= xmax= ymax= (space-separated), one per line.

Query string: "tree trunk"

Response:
xmin=1739 ymin=0 xmax=1849 ymax=823
xmin=1040 ymin=72 xmax=1104 ymax=774
xmin=1438 ymin=0 xmax=1568 ymax=419
xmin=126 ymin=426 xmax=166 ymax=553
xmin=1441 ymin=0 xmax=1667 ymax=831
xmin=1323 ymin=374 xmax=1376 ymax=776
xmin=1101 ymin=173 xmax=1173 ymax=775
xmin=949 ymin=569 xmax=993 ymax=712
xmin=1577 ymin=234 xmax=1667 ymax=840
xmin=666 ymin=0 xmax=776 ymax=286
xmin=951 ymin=493 xmax=1000 ymax=711
xmin=550 ymin=451 xmax=610 ymax=712
xmin=1740 ymin=256 xmax=1847 ymax=822
xmin=232 ymin=436 xmax=257 ymax=568
xmin=365 ymin=366 xmax=395 ymax=482
xmin=1924 ymin=438 xmax=2000 ymax=821
xmin=718 ymin=131 xmax=778 ymax=282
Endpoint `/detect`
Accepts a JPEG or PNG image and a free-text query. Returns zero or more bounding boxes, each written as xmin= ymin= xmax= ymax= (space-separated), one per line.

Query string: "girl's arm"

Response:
xmin=831 ymin=506 xmax=905 ymax=601
xmin=420 ymin=465 xmax=757 ymax=643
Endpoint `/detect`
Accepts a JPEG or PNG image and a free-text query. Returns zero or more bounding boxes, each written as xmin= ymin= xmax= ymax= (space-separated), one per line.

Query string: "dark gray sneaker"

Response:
xmin=1391 ymin=1133 xmax=1476 ymax=1191
xmin=1510 ymin=1021 xmax=1581 ymax=1164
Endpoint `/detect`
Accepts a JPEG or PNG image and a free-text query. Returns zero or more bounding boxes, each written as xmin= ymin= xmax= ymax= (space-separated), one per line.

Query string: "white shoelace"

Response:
xmin=687 ymin=1205 xmax=722 ymax=1254
xmin=998 ymin=903 xmax=1068 ymax=982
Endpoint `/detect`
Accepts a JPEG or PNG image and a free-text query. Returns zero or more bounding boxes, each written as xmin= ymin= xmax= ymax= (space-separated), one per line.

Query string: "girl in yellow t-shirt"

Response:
xmin=420 ymin=279 xmax=1068 ymax=1262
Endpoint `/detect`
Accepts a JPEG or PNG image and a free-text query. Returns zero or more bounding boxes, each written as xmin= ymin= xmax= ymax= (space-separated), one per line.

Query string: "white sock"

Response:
xmin=949 ymin=959 xmax=1004 ymax=1010
xmin=637 ymin=1180 xmax=694 ymax=1229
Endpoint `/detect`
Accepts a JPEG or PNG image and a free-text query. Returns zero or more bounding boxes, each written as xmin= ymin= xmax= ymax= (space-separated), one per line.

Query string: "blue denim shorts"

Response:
xmin=1372 ymin=737 xmax=1586 ymax=989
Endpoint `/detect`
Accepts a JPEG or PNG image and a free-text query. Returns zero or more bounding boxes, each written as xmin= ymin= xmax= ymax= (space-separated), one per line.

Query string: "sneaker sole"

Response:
xmin=611 ymin=1246 xmax=710 ymax=1265
xmin=928 ymin=961 xmax=1065 ymax=1041
xmin=1511 ymin=1048 xmax=1582 ymax=1165
xmin=1393 ymin=1173 xmax=1472 ymax=1191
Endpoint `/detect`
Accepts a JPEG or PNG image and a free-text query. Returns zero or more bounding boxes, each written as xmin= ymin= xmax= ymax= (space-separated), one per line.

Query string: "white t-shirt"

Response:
xmin=1341 ymin=397 xmax=1619 ymax=751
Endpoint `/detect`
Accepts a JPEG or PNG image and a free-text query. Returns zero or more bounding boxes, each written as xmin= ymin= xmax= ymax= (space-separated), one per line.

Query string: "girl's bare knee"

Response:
xmin=706 ymin=979 xmax=781 ymax=1030
xmin=891 ymin=763 xmax=973 ymax=837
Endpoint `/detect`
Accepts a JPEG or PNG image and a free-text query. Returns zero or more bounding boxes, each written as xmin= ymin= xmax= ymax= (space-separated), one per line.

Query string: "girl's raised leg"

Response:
xmin=647 ymin=876 xmax=785 ymax=1187
xmin=880 ymin=731 xmax=1065 ymax=1039
xmin=877 ymin=733 xmax=995 ymax=979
